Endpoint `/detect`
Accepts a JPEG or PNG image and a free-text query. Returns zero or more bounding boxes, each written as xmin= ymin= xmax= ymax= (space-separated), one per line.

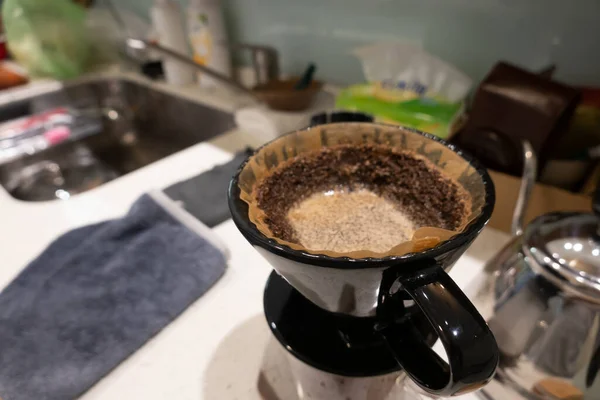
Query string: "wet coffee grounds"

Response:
xmin=253 ymin=144 xmax=470 ymax=251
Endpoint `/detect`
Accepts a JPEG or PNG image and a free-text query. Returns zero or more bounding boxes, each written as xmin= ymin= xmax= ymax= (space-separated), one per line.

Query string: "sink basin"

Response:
xmin=0 ymin=77 xmax=235 ymax=201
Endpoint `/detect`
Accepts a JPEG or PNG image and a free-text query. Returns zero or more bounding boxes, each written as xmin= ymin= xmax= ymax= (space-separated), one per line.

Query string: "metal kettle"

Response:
xmin=486 ymin=143 xmax=600 ymax=399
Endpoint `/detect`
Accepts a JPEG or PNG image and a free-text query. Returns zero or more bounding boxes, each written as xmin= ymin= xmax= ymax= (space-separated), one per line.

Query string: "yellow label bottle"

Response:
xmin=187 ymin=0 xmax=231 ymax=88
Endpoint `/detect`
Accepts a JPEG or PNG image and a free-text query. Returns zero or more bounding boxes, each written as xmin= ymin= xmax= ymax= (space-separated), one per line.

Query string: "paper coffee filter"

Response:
xmin=238 ymin=123 xmax=486 ymax=258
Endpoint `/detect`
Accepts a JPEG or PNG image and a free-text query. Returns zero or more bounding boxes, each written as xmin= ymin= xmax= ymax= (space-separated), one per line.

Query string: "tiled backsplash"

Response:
xmin=115 ymin=0 xmax=600 ymax=87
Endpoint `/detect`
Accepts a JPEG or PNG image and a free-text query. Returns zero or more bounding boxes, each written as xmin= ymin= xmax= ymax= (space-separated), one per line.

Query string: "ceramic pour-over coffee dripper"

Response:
xmin=228 ymin=123 xmax=498 ymax=397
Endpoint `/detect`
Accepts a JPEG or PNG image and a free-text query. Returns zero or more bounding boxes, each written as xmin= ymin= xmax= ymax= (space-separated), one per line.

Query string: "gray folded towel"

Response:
xmin=0 ymin=194 xmax=227 ymax=400
xmin=164 ymin=148 xmax=253 ymax=227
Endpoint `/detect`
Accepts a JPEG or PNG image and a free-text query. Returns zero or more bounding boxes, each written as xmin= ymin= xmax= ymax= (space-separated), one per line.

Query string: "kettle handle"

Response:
xmin=593 ymin=177 xmax=600 ymax=218
xmin=592 ymin=177 xmax=600 ymax=241
xmin=511 ymin=140 xmax=537 ymax=236
xmin=376 ymin=262 xmax=499 ymax=397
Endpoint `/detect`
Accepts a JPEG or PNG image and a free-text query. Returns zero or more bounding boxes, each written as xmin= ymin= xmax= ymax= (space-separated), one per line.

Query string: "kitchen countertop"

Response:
xmin=0 ymin=73 xmax=511 ymax=400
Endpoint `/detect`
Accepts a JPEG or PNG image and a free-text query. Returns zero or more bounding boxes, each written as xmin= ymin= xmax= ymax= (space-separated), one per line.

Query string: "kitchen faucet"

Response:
xmin=105 ymin=0 xmax=278 ymax=103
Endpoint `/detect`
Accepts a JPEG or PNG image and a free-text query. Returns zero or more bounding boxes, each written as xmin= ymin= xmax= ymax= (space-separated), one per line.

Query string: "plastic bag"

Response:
xmin=3 ymin=0 xmax=92 ymax=79
xmin=352 ymin=42 xmax=472 ymax=103
xmin=336 ymin=42 xmax=472 ymax=138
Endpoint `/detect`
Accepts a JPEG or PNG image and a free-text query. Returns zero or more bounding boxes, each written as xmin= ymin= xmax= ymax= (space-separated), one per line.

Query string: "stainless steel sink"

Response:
xmin=0 ymin=78 xmax=235 ymax=201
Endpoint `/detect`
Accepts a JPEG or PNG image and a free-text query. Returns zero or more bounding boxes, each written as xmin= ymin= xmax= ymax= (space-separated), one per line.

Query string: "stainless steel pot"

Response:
xmin=487 ymin=158 xmax=600 ymax=399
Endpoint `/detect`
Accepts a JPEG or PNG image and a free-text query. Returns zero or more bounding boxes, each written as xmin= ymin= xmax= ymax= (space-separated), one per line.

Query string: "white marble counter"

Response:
xmin=0 ymin=73 xmax=511 ymax=399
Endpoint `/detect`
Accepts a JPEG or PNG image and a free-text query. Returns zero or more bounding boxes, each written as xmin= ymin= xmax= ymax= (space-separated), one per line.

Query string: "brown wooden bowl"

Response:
xmin=252 ymin=77 xmax=323 ymax=112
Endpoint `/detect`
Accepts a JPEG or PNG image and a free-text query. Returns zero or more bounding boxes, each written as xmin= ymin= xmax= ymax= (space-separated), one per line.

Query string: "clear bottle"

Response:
xmin=187 ymin=0 xmax=232 ymax=88
xmin=151 ymin=0 xmax=195 ymax=85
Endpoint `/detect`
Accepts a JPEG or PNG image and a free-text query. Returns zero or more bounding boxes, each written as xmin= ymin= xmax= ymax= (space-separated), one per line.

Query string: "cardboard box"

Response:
xmin=488 ymin=170 xmax=591 ymax=234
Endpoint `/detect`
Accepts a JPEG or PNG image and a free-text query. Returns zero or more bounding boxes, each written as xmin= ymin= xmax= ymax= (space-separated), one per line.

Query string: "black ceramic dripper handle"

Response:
xmin=376 ymin=263 xmax=499 ymax=397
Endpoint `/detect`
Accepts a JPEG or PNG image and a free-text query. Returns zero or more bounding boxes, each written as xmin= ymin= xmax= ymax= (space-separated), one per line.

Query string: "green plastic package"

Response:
xmin=336 ymin=84 xmax=464 ymax=139
xmin=3 ymin=0 xmax=92 ymax=79
xmin=336 ymin=43 xmax=471 ymax=139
